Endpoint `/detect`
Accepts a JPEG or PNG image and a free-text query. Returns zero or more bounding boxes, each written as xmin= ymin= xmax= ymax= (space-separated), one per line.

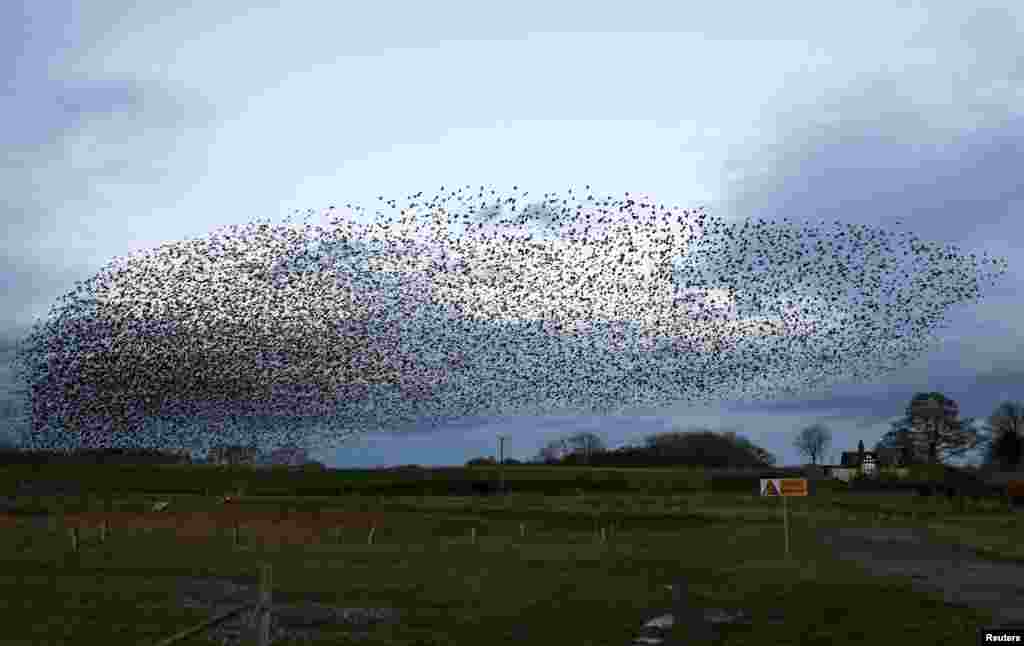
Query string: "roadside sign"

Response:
xmin=760 ymin=478 xmax=808 ymax=496
xmin=760 ymin=478 xmax=809 ymax=560
xmin=781 ymin=479 xmax=808 ymax=496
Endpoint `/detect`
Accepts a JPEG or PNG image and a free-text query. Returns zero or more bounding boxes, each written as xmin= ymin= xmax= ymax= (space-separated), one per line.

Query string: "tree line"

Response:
xmin=469 ymin=392 xmax=1024 ymax=472
xmin=0 ymin=445 xmax=192 ymax=466
xmin=467 ymin=426 xmax=778 ymax=469
xmin=791 ymin=392 xmax=1023 ymax=470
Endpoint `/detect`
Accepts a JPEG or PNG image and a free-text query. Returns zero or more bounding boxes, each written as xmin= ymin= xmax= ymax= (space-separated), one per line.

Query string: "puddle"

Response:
xmin=629 ymin=584 xmax=786 ymax=645
xmin=174 ymin=576 xmax=401 ymax=645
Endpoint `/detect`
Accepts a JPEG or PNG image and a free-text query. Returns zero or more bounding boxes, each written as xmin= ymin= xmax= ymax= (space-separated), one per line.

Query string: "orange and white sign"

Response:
xmin=760 ymin=478 xmax=808 ymax=497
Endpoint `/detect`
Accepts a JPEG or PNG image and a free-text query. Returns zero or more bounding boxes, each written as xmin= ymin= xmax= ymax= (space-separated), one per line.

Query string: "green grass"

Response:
xmin=0 ymin=484 xmax=1016 ymax=645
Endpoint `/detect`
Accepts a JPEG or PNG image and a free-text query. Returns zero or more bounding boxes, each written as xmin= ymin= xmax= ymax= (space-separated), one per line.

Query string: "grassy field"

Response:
xmin=0 ymin=466 xmax=1020 ymax=645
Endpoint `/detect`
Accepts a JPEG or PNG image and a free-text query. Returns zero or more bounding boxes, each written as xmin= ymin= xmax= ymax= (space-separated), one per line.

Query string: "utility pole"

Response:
xmin=498 ymin=435 xmax=508 ymax=495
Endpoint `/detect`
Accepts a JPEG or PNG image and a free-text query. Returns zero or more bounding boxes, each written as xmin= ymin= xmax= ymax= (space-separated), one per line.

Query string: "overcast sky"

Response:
xmin=3 ymin=1 xmax=1022 ymax=468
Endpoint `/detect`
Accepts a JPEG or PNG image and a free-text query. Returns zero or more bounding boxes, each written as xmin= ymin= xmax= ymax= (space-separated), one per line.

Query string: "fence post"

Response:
xmin=670 ymin=581 xmax=715 ymax=643
xmin=256 ymin=563 xmax=272 ymax=646
xmin=368 ymin=525 xmax=375 ymax=545
xmin=471 ymin=527 xmax=476 ymax=545
xmin=519 ymin=522 xmax=525 ymax=538
xmin=69 ymin=527 xmax=79 ymax=553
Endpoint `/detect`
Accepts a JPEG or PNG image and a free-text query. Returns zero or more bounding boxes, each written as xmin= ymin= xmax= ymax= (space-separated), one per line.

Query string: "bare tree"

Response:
xmin=208 ymin=443 xmax=259 ymax=466
xmin=564 ymin=431 xmax=605 ymax=464
xmin=902 ymin=392 xmax=982 ymax=464
xmin=980 ymin=400 xmax=1024 ymax=469
xmin=536 ymin=437 xmax=569 ymax=464
xmin=793 ymin=423 xmax=832 ymax=465
xmin=535 ymin=431 xmax=605 ymax=464
xmin=875 ymin=416 xmax=920 ymax=465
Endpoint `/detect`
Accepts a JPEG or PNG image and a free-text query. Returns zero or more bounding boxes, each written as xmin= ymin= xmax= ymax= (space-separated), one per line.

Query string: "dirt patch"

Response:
xmin=0 ymin=508 xmax=396 ymax=553
xmin=816 ymin=526 xmax=1024 ymax=625
xmin=5 ymin=509 xmax=387 ymax=543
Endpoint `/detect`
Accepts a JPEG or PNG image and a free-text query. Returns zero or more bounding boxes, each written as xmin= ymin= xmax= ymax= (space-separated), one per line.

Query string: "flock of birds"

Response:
xmin=12 ymin=185 xmax=1009 ymax=456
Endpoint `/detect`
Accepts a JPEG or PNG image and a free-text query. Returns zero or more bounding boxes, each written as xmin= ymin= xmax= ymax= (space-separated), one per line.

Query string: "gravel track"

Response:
xmin=816 ymin=525 xmax=1024 ymax=625
xmin=624 ymin=525 xmax=1024 ymax=645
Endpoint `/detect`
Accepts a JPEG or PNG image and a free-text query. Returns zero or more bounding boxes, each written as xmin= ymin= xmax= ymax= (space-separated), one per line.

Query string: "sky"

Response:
xmin=2 ymin=1 xmax=1023 ymax=468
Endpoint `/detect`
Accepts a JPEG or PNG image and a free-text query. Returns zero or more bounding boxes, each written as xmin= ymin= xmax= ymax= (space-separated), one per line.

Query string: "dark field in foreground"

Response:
xmin=1 ymin=464 xmax=1021 ymax=645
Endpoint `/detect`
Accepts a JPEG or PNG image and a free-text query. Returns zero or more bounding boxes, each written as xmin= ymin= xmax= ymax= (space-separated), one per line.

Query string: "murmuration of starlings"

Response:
xmin=12 ymin=186 xmax=1009 ymax=456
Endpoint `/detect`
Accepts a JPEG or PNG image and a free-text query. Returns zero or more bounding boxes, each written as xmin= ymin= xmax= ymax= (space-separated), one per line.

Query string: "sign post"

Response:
xmin=783 ymin=494 xmax=789 ymax=557
xmin=498 ymin=435 xmax=508 ymax=496
xmin=761 ymin=478 xmax=808 ymax=559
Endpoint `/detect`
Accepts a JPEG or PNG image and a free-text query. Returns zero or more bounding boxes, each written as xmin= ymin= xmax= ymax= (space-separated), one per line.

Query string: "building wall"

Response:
xmin=827 ymin=467 xmax=858 ymax=482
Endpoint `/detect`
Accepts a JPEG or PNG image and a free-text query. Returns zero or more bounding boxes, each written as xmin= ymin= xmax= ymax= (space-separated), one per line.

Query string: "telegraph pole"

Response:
xmin=498 ymin=435 xmax=508 ymax=495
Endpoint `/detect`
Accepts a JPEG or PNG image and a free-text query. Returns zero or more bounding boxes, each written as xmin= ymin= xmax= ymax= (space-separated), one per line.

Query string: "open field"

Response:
xmin=0 ymin=465 xmax=1021 ymax=645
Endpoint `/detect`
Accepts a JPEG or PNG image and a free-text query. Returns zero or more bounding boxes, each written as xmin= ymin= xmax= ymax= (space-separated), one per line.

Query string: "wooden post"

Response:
xmin=99 ymin=520 xmax=108 ymax=544
xmin=69 ymin=527 xmax=79 ymax=553
xmin=470 ymin=527 xmax=476 ymax=545
xmin=783 ymin=494 xmax=790 ymax=559
xmin=498 ymin=436 xmax=506 ymax=496
xmin=367 ymin=525 xmax=375 ymax=545
xmin=600 ymin=527 xmax=606 ymax=543
xmin=670 ymin=581 xmax=715 ymax=643
xmin=256 ymin=563 xmax=272 ymax=646
xmin=519 ymin=522 xmax=525 ymax=538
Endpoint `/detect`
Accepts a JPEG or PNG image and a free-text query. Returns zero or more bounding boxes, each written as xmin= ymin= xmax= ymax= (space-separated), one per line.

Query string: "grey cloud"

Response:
xmin=688 ymin=5 xmax=1024 ymax=438
xmin=2 ymin=13 xmax=220 ymax=335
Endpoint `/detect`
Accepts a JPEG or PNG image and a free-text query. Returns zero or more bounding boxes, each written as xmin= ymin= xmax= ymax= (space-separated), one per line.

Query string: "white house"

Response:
xmin=821 ymin=447 xmax=910 ymax=482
